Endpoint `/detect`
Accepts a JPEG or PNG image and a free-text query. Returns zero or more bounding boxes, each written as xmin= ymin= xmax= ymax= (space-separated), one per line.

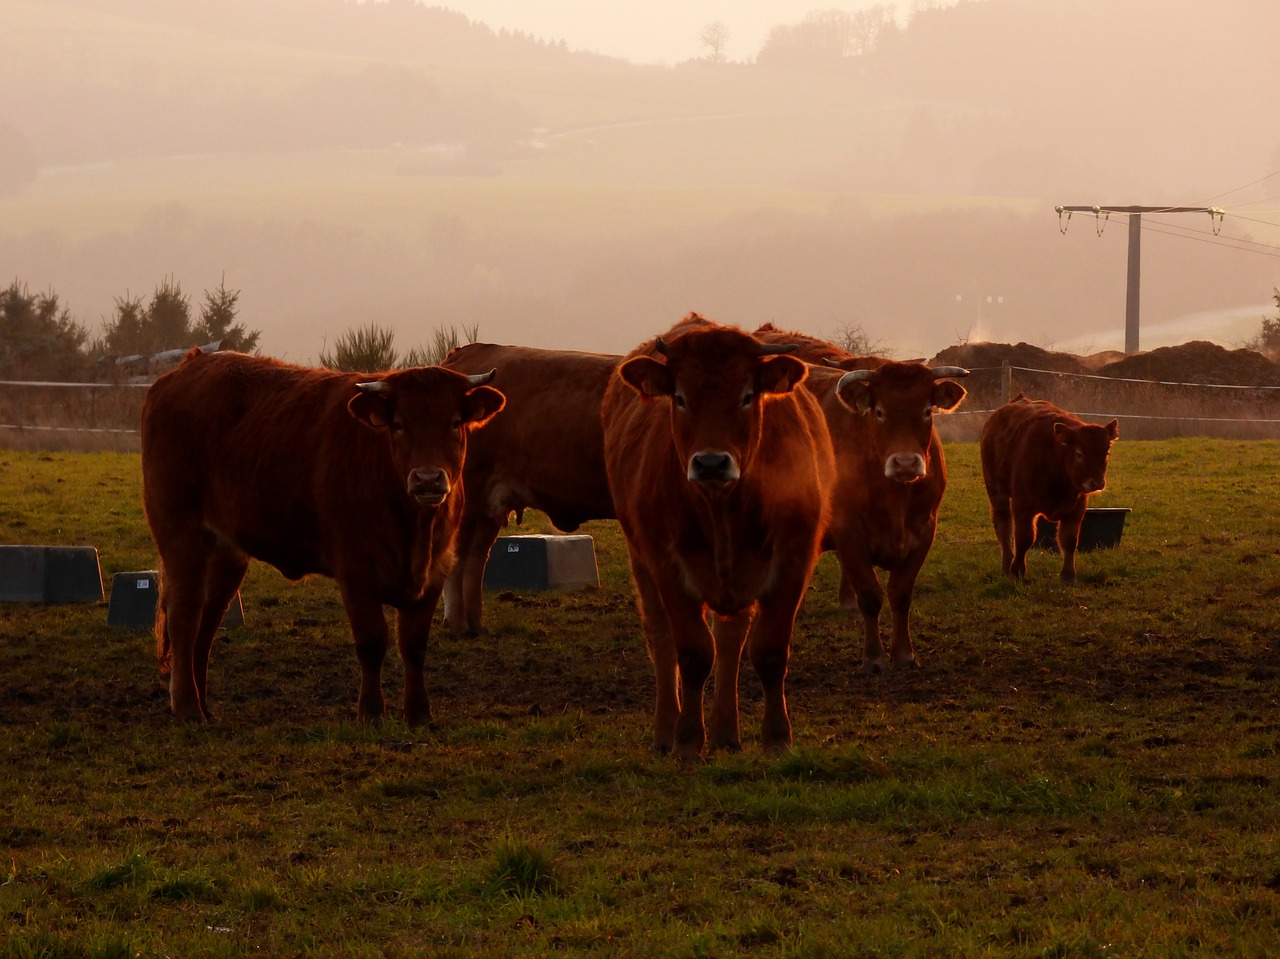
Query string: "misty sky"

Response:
xmin=433 ymin=0 xmax=930 ymax=64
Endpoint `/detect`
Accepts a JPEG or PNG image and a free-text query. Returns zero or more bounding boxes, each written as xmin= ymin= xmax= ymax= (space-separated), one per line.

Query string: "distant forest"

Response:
xmin=6 ymin=0 xmax=1275 ymax=194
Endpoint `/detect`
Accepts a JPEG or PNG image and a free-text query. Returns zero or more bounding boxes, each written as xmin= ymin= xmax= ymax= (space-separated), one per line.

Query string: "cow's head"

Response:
xmin=835 ymin=362 xmax=968 ymax=483
xmin=348 ymin=367 xmax=505 ymax=506
xmin=1054 ymin=418 xmax=1119 ymax=494
xmin=619 ymin=324 xmax=807 ymax=492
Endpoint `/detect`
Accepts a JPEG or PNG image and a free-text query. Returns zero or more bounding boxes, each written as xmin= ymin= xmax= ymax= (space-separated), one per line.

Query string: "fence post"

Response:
xmin=1001 ymin=360 xmax=1012 ymax=402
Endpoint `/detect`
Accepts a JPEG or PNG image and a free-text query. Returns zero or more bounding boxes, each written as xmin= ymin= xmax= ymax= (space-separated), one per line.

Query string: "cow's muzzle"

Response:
xmin=688 ymin=450 xmax=740 ymax=487
xmin=408 ymin=467 xmax=451 ymax=505
xmin=885 ymin=452 xmax=927 ymax=483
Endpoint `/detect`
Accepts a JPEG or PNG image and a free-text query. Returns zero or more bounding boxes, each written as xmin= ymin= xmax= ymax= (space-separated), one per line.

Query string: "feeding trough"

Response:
xmin=483 ymin=535 xmax=599 ymax=592
xmin=1034 ymin=507 xmax=1131 ymax=552
xmin=106 ymin=570 xmax=243 ymax=630
xmin=0 ymin=545 xmax=104 ymax=603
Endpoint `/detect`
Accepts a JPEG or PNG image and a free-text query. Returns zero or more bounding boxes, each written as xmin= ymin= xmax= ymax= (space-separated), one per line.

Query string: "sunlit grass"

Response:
xmin=2 ymin=443 xmax=1279 ymax=957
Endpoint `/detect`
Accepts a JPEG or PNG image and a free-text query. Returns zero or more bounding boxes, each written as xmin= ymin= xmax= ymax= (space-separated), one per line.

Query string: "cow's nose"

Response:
xmin=688 ymin=450 xmax=740 ymax=486
xmin=885 ymin=452 xmax=926 ymax=482
xmin=408 ymin=467 xmax=450 ymax=505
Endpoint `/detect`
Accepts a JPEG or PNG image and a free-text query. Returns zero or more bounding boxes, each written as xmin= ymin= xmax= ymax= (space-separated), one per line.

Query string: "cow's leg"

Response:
xmin=1010 ymin=507 xmax=1037 ymax=581
xmin=750 ymin=572 xmax=808 ymax=753
xmin=837 ymin=558 xmax=858 ymax=610
xmin=989 ymin=492 xmax=1015 ymax=575
xmin=154 ymin=537 xmax=214 ymax=722
xmin=649 ymin=577 xmax=714 ymax=761
xmin=444 ymin=511 xmax=501 ymax=635
xmin=708 ymin=608 xmax=754 ymax=753
xmin=193 ymin=546 xmax=249 ymax=716
xmin=339 ymin=581 xmax=391 ymax=723
xmin=839 ymin=547 xmax=888 ymax=673
xmin=629 ymin=559 xmax=680 ymax=754
xmin=885 ymin=544 xmax=931 ymax=669
xmin=396 ymin=586 xmax=441 ymax=727
xmin=1056 ymin=501 xmax=1087 ymax=584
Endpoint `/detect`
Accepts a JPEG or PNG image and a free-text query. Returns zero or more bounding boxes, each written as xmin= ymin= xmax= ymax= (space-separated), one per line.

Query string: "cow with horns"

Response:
xmin=756 ymin=326 xmax=968 ymax=671
xmin=602 ymin=315 xmax=835 ymax=758
xmin=140 ymin=348 xmax=505 ymax=725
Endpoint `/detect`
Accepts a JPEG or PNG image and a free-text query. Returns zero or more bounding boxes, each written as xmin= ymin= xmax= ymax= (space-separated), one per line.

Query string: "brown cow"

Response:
xmin=980 ymin=393 xmax=1119 ymax=582
xmin=140 ymin=348 xmax=505 ymax=724
xmin=440 ymin=343 xmax=619 ymax=635
xmin=602 ymin=314 xmax=834 ymax=759
xmin=753 ymin=325 xmax=968 ymax=671
xmin=803 ymin=359 xmax=968 ymax=671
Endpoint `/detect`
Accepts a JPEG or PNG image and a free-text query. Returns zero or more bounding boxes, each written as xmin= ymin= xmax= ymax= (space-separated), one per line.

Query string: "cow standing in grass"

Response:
xmin=754 ymin=325 xmax=968 ymax=672
xmin=980 ymin=393 xmax=1119 ymax=582
xmin=141 ymin=348 xmax=505 ymax=724
xmin=440 ymin=342 xmax=619 ymax=636
xmin=602 ymin=315 xmax=834 ymax=759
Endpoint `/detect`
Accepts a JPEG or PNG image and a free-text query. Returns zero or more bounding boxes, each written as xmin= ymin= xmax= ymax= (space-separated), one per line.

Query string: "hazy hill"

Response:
xmin=1 ymin=0 xmax=1276 ymax=362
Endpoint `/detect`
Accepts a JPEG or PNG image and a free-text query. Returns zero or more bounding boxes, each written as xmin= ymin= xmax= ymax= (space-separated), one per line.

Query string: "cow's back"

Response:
xmin=981 ymin=395 xmax=1067 ymax=496
xmin=142 ymin=350 xmax=391 ymax=580
xmin=443 ymin=342 xmax=618 ymax=529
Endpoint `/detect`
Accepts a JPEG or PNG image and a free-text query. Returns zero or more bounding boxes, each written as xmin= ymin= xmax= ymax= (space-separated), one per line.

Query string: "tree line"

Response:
xmin=0 ymin=277 xmax=477 ymax=381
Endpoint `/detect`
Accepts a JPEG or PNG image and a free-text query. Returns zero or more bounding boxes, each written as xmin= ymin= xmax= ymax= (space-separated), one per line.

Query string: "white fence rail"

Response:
xmin=5 ymin=363 xmax=1280 ymax=448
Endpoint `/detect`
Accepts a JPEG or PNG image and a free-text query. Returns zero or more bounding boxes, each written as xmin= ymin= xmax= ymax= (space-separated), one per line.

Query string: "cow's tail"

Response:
xmin=154 ymin=566 xmax=172 ymax=675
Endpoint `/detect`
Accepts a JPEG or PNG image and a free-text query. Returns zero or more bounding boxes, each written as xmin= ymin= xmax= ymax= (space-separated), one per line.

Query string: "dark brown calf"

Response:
xmin=980 ymin=393 xmax=1119 ymax=582
xmin=141 ymin=348 xmax=504 ymax=724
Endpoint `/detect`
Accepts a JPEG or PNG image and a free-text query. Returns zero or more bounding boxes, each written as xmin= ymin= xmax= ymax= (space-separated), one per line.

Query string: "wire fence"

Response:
xmin=937 ymin=363 xmax=1280 ymax=441
xmin=0 ymin=381 xmax=150 ymax=451
xmin=5 ymin=362 xmax=1280 ymax=451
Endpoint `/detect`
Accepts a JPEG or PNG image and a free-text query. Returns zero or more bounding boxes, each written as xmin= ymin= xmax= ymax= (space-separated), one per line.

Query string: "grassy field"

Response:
xmin=2 ymin=440 xmax=1279 ymax=958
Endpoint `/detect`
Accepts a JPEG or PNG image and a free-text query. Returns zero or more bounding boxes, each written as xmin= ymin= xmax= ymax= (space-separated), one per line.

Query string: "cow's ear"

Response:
xmin=755 ymin=354 xmax=807 ymax=396
xmin=835 ymin=378 xmax=873 ymax=415
xmin=932 ymin=380 xmax=967 ymax=412
xmin=1104 ymin=418 xmax=1120 ymax=441
xmin=348 ymin=391 xmax=390 ymax=430
xmin=463 ymin=385 xmax=506 ymax=429
xmin=620 ymin=356 xmax=675 ymax=399
xmin=1052 ymin=422 xmax=1073 ymax=447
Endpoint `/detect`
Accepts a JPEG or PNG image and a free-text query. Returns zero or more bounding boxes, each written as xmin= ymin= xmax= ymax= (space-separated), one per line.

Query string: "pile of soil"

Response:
xmin=929 ymin=341 xmax=1090 ymax=375
xmin=1096 ymin=341 xmax=1280 ymax=386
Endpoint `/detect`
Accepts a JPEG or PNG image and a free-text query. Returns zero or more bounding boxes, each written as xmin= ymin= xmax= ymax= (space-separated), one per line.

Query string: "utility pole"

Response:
xmin=1056 ymin=205 xmax=1224 ymax=354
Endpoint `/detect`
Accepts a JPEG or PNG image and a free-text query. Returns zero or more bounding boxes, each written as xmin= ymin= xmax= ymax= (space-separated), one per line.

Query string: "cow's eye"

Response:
xmin=740 ymin=391 xmax=754 ymax=409
xmin=874 ymin=405 xmax=886 ymax=421
xmin=390 ymin=419 xmax=405 ymax=432
xmin=924 ymin=407 xmax=934 ymax=421
xmin=674 ymin=394 xmax=687 ymax=410
xmin=451 ymin=417 xmax=463 ymax=430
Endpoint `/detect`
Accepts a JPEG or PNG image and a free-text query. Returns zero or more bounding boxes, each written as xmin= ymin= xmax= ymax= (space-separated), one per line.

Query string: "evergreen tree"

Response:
xmin=191 ymin=276 xmax=261 ymax=353
xmin=0 ymin=281 xmax=90 ymax=380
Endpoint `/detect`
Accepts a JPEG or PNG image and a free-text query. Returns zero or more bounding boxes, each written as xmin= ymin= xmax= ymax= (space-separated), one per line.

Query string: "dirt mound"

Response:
xmin=929 ymin=341 xmax=1090 ymax=375
xmin=1097 ymin=341 xmax=1280 ymax=386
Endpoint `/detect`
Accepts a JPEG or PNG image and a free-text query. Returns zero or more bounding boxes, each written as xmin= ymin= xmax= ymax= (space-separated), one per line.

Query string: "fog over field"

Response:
xmin=2 ymin=0 xmax=1278 ymax=363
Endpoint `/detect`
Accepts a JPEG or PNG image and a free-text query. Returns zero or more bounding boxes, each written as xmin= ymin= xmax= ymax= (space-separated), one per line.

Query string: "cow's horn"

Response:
xmin=930 ymin=366 xmax=970 ymax=379
xmin=757 ymin=343 xmax=799 ymax=356
xmin=465 ymin=369 xmax=496 ymax=386
xmin=653 ymin=336 xmax=668 ymax=355
xmin=837 ymin=369 xmax=878 ymax=389
xmin=355 ymin=381 xmax=387 ymax=393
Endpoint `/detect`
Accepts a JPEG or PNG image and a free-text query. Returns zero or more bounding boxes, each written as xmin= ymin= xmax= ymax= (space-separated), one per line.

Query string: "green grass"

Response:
xmin=2 ymin=441 xmax=1280 ymax=957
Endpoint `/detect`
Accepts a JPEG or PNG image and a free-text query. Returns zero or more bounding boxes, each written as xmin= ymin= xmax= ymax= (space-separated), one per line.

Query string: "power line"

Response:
xmin=1056 ymin=204 xmax=1225 ymax=354
xmin=1202 ymin=169 xmax=1280 ymax=205
xmin=1138 ymin=220 xmax=1280 ymax=258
